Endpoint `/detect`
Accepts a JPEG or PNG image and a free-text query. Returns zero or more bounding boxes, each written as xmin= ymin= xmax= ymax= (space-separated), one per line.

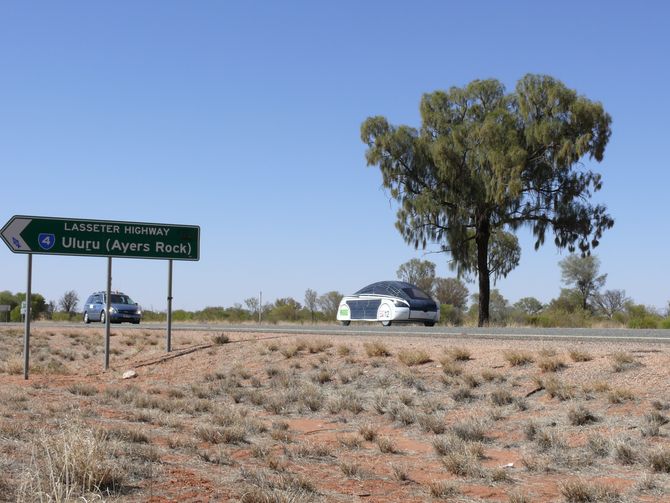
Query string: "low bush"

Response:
xmin=569 ymin=349 xmax=593 ymax=362
xmin=427 ymin=479 xmax=459 ymax=498
xmin=397 ymin=349 xmax=431 ymax=366
xmin=560 ymin=479 xmax=621 ymax=502
xmin=363 ymin=341 xmax=391 ymax=357
xmin=648 ymin=448 xmax=670 ymax=473
xmin=503 ymin=351 xmax=534 ymax=366
xmin=568 ymin=405 xmax=598 ymax=426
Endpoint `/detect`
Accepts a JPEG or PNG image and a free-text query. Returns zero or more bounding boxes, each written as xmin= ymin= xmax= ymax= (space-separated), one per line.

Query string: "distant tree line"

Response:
xmin=2 ymin=255 xmax=669 ymax=328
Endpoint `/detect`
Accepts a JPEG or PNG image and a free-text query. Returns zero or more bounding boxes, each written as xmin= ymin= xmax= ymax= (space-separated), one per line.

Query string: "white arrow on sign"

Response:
xmin=1 ymin=218 xmax=31 ymax=252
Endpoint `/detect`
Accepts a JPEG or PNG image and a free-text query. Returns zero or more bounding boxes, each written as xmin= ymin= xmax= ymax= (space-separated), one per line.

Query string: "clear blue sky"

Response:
xmin=1 ymin=1 xmax=668 ymax=312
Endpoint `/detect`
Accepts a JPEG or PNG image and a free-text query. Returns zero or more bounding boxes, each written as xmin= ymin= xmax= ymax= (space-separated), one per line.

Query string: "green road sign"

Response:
xmin=1 ymin=215 xmax=200 ymax=261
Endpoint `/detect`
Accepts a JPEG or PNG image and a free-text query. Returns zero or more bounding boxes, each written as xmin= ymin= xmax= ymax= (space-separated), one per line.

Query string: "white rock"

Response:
xmin=122 ymin=370 xmax=138 ymax=379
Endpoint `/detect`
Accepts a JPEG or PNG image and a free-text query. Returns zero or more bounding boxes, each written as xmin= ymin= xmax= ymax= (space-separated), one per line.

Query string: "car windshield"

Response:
xmin=354 ymin=281 xmax=431 ymax=301
xmin=402 ymin=287 xmax=431 ymax=300
xmin=110 ymin=294 xmax=134 ymax=305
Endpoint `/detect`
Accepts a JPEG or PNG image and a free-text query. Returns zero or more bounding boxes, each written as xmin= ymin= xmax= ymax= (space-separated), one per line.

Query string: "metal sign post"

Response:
xmin=104 ymin=257 xmax=112 ymax=370
xmin=167 ymin=259 xmax=173 ymax=353
xmin=23 ymin=254 xmax=32 ymax=380
xmin=1 ymin=215 xmax=200 ymax=377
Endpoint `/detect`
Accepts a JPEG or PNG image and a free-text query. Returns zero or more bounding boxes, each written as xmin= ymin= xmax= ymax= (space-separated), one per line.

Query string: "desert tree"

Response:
xmin=396 ymin=258 xmax=436 ymax=293
xmin=514 ymin=297 xmax=544 ymax=315
xmin=304 ymin=288 xmax=318 ymax=322
xmin=59 ymin=290 xmax=79 ymax=316
xmin=361 ymin=74 xmax=613 ymax=325
xmin=559 ymin=255 xmax=607 ymax=311
xmin=470 ymin=289 xmax=510 ymax=325
xmin=270 ymin=298 xmax=302 ymax=321
xmin=593 ymin=289 xmax=629 ymax=319
xmin=433 ymin=277 xmax=468 ymax=309
xmin=244 ymin=297 xmax=260 ymax=317
xmin=317 ymin=291 xmax=343 ymax=320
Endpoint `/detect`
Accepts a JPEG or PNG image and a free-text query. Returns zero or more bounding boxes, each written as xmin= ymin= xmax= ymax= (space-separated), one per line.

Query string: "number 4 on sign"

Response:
xmin=38 ymin=233 xmax=55 ymax=251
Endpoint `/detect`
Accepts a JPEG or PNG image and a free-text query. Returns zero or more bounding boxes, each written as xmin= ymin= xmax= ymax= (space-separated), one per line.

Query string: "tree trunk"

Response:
xmin=476 ymin=217 xmax=491 ymax=327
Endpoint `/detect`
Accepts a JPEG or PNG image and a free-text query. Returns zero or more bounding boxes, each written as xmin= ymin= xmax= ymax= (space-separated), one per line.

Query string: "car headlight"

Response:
xmin=393 ymin=300 xmax=409 ymax=308
xmin=109 ymin=307 xmax=117 ymax=313
xmin=136 ymin=309 xmax=142 ymax=315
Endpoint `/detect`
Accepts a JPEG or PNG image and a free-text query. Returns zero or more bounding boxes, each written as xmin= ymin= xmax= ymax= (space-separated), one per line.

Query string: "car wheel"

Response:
xmin=100 ymin=311 xmax=106 ymax=324
xmin=424 ymin=321 xmax=435 ymax=327
xmin=380 ymin=320 xmax=392 ymax=327
xmin=133 ymin=320 xmax=140 ymax=325
xmin=84 ymin=312 xmax=90 ymax=324
xmin=340 ymin=321 xmax=350 ymax=326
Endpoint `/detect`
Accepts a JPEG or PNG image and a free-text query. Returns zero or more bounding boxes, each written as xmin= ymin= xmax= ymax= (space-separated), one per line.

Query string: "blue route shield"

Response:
xmin=38 ymin=233 xmax=56 ymax=251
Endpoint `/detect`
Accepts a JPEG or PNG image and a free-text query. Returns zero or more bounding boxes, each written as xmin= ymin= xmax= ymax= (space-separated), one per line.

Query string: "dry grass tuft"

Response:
xmin=559 ymin=478 xmax=622 ymax=502
xmin=537 ymin=357 xmax=566 ymax=373
xmin=568 ymin=405 xmax=599 ymax=426
xmin=446 ymin=347 xmax=472 ymax=361
xmin=17 ymin=420 xmax=126 ymax=500
xmin=648 ymin=448 xmax=670 ymax=473
xmin=364 ymin=341 xmax=391 ymax=357
xmin=542 ymin=376 xmax=576 ymax=401
xmin=397 ymin=348 xmax=431 ymax=366
xmin=428 ymin=479 xmax=459 ymax=498
xmin=339 ymin=461 xmax=363 ymax=479
xmin=607 ymin=388 xmax=635 ymax=404
xmin=67 ymin=383 xmax=98 ymax=396
xmin=569 ymin=349 xmax=593 ymax=362
xmin=376 ymin=435 xmax=399 ymax=454
xmin=213 ymin=333 xmax=230 ymax=344
xmin=490 ymin=388 xmax=514 ymax=406
xmin=440 ymin=359 xmax=463 ymax=376
xmin=2 ymin=357 xmax=24 ymax=375
xmin=358 ymin=423 xmax=377 ymax=441
xmin=504 ymin=351 xmax=534 ymax=366
xmin=610 ymin=351 xmax=639 ymax=372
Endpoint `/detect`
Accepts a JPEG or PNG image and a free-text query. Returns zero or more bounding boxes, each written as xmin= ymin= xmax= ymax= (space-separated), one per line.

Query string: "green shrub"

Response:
xmin=440 ymin=304 xmax=463 ymax=325
xmin=660 ymin=318 xmax=670 ymax=329
xmin=529 ymin=308 xmax=592 ymax=328
xmin=628 ymin=316 xmax=660 ymax=329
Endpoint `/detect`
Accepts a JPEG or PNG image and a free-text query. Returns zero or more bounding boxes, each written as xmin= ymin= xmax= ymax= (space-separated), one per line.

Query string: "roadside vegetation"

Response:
xmin=0 ymin=325 xmax=668 ymax=501
xmin=2 ymin=255 xmax=669 ymax=328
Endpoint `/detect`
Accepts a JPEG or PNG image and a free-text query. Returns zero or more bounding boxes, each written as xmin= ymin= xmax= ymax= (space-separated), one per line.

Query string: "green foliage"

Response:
xmin=0 ymin=290 xmax=19 ymax=310
xmin=548 ymin=288 xmax=583 ymax=313
xmin=7 ymin=292 xmax=47 ymax=321
xmin=141 ymin=310 xmax=166 ymax=322
xmin=661 ymin=318 xmax=670 ymax=329
xmin=514 ymin=297 xmax=544 ymax=315
xmin=434 ymin=277 xmax=468 ymax=310
xmin=51 ymin=312 xmax=73 ymax=321
xmin=396 ymin=259 xmax=436 ymax=294
xmin=268 ymin=298 xmax=302 ymax=322
xmin=529 ymin=308 xmax=592 ymax=328
xmin=440 ymin=304 xmax=463 ymax=326
xmin=317 ymin=291 xmax=343 ymax=320
xmin=361 ymin=74 xmax=613 ymax=326
xmin=468 ymin=289 xmax=510 ymax=325
xmin=626 ymin=304 xmax=661 ymax=329
xmin=559 ymin=255 xmax=607 ymax=310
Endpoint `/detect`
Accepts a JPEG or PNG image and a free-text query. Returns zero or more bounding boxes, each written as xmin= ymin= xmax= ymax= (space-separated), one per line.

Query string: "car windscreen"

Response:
xmin=402 ymin=287 xmax=431 ymax=300
xmin=111 ymin=294 xmax=134 ymax=305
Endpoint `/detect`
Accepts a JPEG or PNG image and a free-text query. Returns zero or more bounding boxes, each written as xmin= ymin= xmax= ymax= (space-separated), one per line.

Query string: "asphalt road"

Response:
xmin=8 ymin=321 xmax=670 ymax=343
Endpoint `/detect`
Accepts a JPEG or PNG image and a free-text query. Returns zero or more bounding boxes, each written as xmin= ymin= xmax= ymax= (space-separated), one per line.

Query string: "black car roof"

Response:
xmin=354 ymin=281 xmax=429 ymax=301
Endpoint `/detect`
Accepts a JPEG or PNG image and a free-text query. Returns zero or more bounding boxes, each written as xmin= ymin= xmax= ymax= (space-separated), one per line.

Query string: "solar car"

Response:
xmin=336 ymin=281 xmax=439 ymax=327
